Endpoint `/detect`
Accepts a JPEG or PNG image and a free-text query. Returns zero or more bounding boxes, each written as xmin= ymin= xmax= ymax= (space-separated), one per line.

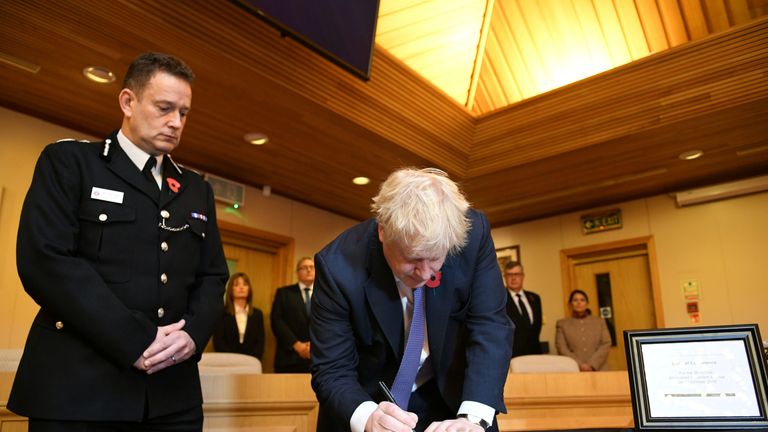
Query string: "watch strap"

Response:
xmin=457 ymin=413 xmax=491 ymax=430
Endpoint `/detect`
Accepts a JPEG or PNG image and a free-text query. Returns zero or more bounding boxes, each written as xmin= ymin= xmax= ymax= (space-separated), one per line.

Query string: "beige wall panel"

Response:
xmin=492 ymin=190 xmax=768 ymax=347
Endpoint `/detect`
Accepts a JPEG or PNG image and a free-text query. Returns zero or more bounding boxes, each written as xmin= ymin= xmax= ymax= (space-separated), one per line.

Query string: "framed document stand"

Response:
xmin=625 ymin=324 xmax=768 ymax=431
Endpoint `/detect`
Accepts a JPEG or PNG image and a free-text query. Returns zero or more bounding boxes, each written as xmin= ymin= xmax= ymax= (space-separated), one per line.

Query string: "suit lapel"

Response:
xmin=105 ymin=142 xmax=160 ymax=203
xmin=363 ymin=230 xmax=403 ymax=357
xmin=159 ymin=155 xmax=185 ymax=207
xmin=424 ymin=257 xmax=454 ymax=366
xmin=293 ymin=284 xmax=309 ymax=320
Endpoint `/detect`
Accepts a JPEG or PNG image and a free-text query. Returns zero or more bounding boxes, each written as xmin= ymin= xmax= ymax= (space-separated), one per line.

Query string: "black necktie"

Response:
xmin=517 ymin=293 xmax=531 ymax=324
xmin=142 ymin=157 xmax=158 ymax=189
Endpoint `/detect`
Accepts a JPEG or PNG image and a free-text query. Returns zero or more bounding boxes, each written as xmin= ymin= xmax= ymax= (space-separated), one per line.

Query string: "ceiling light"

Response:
xmin=244 ymin=132 xmax=269 ymax=145
xmin=678 ymin=150 xmax=703 ymax=160
xmin=352 ymin=177 xmax=370 ymax=185
xmin=82 ymin=66 xmax=116 ymax=83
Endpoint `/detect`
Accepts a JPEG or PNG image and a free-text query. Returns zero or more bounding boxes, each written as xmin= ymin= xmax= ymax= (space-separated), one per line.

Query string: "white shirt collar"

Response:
xmin=117 ymin=129 xmax=162 ymax=175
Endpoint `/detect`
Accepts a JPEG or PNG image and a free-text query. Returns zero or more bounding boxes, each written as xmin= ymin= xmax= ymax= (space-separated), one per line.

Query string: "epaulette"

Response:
xmin=99 ymin=138 xmax=115 ymax=161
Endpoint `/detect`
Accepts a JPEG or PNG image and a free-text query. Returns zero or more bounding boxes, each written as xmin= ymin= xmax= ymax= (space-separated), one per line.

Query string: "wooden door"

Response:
xmin=222 ymin=242 xmax=278 ymax=372
xmin=561 ymin=236 xmax=664 ymax=371
xmin=214 ymin=221 xmax=294 ymax=373
xmin=573 ymin=253 xmax=656 ymax=370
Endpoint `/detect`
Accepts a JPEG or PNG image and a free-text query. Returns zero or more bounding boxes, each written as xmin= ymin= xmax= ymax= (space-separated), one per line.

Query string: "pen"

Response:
xmin=378 ymin=381 xmax=416 ymax=432
xmin=378 ymin=381 xmax=397 ymax=404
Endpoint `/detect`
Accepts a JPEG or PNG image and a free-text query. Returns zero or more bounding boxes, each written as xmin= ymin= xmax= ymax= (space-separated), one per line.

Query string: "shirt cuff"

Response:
xmin=458 ymin=401 xmax=495 ymax=426
xmin=350 ymin=401 xmax=379 ymax=432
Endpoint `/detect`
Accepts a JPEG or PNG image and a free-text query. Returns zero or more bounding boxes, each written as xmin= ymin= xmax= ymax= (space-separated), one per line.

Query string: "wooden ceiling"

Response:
xmin=377 ymin=0 xmax=768 ymax=113
xmin=1 ymin=1 xmax=767 ymax=227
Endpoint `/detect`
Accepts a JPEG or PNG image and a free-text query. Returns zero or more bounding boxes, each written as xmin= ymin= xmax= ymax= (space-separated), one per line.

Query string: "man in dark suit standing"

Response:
xmin=503 ymin=261 xmax=543 ymax=357
xmin=270 ymin=257 xmax=314 ymax=373
xmin=9 ymin=52 xmax=229 ymax=431
xmin=311 ymin=168 xmax=514 ymax=432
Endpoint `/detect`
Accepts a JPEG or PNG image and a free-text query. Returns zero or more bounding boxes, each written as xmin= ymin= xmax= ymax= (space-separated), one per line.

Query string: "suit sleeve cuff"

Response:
xmin=350 ymin=401 xmax=378 ymax=432
xmin=458 ymin=401 xmax=495 ymax=427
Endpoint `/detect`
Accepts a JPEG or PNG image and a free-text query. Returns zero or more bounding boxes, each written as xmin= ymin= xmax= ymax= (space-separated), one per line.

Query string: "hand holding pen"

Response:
xmin=368 ymin=381 xmax=417 ymax=432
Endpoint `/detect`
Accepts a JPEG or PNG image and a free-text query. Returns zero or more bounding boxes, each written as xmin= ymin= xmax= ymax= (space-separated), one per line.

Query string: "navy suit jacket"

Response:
xmin=506 ymin=290 xmax=543 ymax=357
xmin=9 ymin=133 xmax=228 ymax=421
xmin=310 ymin=210 xmax=513 ymax=431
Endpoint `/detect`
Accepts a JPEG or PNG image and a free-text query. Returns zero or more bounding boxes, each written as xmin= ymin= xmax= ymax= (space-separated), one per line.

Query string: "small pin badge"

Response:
xmin=190 ymin=212 xmax=208 ymax=222
xmin=166 ymin=177 xmax=180 ymax=193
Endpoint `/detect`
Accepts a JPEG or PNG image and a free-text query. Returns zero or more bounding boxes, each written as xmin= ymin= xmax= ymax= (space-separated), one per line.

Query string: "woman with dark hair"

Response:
xmin=555 ymin=289 xmax=611 ymax=371
xmin=213 ymin=272 xmax=265 ymax=359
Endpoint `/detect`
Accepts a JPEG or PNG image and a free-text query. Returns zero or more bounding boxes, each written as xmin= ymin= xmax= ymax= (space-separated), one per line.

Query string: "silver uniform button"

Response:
xmin=98 ymin=213 xmax=108 ymax=222
xmin=160 ymin=210 xmax=170 ymax=219
xmin=160 ymin=273 xmax=168 ymax=284
xmin=161 ymin=241 xmax=169 ymax=252
xmin=201 ymin=232 xmax=205 ymax=239
xmin=55 ymin=321 xmax=64 ymax=330
xmin=157 ymin=308 xmax=165 ymax=318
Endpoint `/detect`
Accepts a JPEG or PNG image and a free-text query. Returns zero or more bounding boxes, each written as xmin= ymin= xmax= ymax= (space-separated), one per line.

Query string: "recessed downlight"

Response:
xmin=352 ymin=177 xmax=370 ymax=185
xmin=82 ymin=66 xmax=116 ymax=83
xmin=678 ymin=150 xmax=703 ymax=160
xmin=244 ymin=132 xmax=269 ymax=145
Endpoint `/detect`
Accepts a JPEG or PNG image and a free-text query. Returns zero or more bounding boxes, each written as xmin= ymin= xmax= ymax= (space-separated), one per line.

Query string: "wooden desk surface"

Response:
xmin=2 ymin=370 xmax=634 ymax=431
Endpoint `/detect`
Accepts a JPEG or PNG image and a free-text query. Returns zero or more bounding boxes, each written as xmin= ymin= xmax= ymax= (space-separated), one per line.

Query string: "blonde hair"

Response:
xmin=371 ymin=167 xmax=470 ymax=257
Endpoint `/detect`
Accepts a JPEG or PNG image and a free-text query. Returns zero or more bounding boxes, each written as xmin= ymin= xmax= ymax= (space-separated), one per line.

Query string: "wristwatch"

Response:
xmin=457 ymin=413 xmax=491 ymax=430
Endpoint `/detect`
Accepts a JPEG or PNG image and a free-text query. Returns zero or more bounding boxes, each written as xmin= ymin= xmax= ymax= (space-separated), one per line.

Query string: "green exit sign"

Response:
xmin=581 ymin=209 xmax=622 ymax=234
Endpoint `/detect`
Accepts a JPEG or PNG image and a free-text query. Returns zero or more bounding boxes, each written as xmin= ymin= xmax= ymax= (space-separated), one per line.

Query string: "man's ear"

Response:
xmin=118 ymin=88 xmax=135 ymax=117
xmin=378 ymin=223 xmax=384 ymax=242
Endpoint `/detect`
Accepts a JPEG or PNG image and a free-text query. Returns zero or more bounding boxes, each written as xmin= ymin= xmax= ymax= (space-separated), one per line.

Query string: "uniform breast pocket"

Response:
xmin=78 ymin=201 xmax=136 ymax=283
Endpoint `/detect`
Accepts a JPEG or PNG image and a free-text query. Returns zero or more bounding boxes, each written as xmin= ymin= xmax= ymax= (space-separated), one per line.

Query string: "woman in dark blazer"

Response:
xmin=213 ymin=272 xmax=265 ymax=359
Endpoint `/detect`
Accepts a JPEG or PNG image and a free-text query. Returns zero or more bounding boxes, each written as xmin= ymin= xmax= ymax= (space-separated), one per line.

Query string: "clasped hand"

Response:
xmin=133 ymin=319 xmax=196 ymax=374
xmin=366 ymin=402 xmax=484 ymax=432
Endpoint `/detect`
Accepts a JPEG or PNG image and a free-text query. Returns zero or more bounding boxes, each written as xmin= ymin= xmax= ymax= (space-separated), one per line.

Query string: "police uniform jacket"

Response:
xmin=9 ymin=131 xmax=229 ymax=421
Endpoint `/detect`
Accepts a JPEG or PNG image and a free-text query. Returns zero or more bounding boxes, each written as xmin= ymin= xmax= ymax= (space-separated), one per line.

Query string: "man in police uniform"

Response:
xmin=9 ymin=52 xmax=229 ymax=431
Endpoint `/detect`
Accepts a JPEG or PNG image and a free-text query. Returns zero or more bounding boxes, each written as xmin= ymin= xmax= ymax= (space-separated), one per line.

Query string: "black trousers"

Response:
xmin=28 ymin=405 xmax=203 ymax=432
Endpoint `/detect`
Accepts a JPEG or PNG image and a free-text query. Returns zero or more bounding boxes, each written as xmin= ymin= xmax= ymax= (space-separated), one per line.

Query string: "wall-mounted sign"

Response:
xmin=581 ymin=209 xmax=622 ymax=234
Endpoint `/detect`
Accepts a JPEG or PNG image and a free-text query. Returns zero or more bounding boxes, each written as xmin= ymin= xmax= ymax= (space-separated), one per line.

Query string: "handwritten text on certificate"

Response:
xmin=641 ymin=340 xmax=759 ymax=417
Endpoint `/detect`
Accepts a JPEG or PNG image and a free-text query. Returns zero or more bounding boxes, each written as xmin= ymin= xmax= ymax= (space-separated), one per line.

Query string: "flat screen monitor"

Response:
xmin=625 ymin=324 xmax=768 ymax=431
xmin=233 ymin=0 xmax=380 ymax=80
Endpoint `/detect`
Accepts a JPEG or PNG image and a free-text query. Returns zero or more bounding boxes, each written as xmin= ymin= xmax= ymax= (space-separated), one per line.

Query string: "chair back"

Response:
xmin=199 ymin=352 xmax=262 ymax=375
xmin=0 ymin=348 xmax=23 ymax=372
xmin=510 ymin=354 xmax=579 ymax=373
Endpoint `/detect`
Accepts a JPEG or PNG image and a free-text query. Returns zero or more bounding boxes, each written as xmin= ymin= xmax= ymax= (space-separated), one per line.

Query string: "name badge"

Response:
xmin=91 ymin=187 xmax=124 ymax=204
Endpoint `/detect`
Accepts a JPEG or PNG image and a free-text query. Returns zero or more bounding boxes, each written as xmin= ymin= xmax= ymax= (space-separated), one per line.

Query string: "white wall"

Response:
xmin=492 ymin=191 xmax=768 ymax=347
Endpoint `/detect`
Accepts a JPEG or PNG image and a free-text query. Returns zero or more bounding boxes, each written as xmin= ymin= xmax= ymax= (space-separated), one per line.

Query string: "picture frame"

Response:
xmin=624 ymin=324 xmax=768 ymax=431
xmin=495 ymin=245 xmax=521 ymax=274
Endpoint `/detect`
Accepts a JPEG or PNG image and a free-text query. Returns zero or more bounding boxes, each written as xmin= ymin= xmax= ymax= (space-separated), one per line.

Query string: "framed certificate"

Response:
xmin=625 ymin=324 xmax=768 ymax=431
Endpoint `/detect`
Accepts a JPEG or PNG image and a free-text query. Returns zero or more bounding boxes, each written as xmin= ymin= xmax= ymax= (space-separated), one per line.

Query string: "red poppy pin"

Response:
xmin=166 ymin=177 xmax=180 ymax=193
xmin=425 ymin=271 xmax=442 ymax=288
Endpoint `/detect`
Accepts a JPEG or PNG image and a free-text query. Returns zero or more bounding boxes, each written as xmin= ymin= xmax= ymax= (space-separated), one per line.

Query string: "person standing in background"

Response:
xmin=270 ymin=257 xmax=314 ymax=373
xmin=503 ymin=261 xmax=543 ymax=357
xmin=556 ymin=289 xmax=611 ymax=371
xmin=9 ymin=52 xmax=228 ymax=431
xmin=213 ymin=272 xmax=265 ymax=359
